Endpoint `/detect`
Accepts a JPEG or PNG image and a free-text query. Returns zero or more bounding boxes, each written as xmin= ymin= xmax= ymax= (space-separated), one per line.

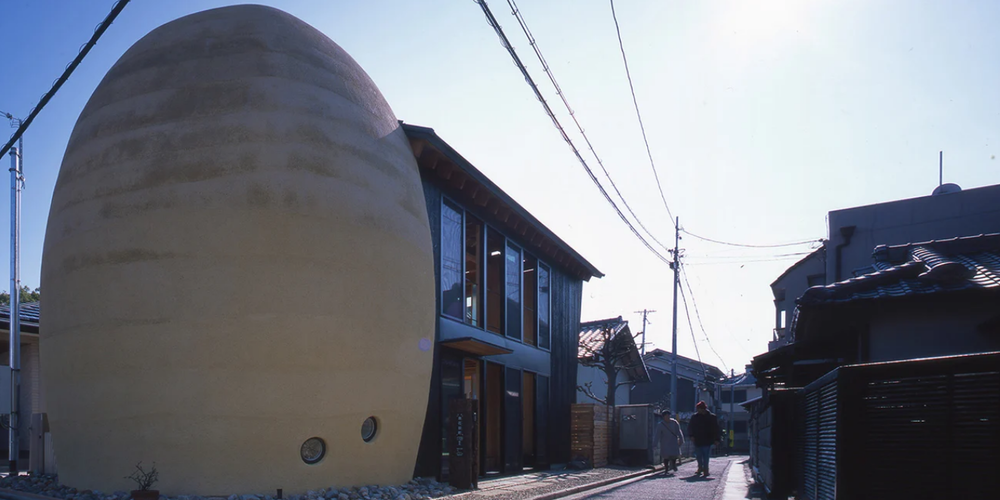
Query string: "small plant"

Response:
xmin=125 ymin=462 xmax=159 ymax=491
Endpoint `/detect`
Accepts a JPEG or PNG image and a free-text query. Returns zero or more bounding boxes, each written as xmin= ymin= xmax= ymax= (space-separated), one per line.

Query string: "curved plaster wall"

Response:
xmin=39 ymin=5 xmax=434 ymax=495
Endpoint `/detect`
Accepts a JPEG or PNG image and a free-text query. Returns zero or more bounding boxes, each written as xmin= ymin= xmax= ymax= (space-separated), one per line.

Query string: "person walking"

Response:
xmin=654 ymin=410 xmax=684 ymax=474
xmin=687 ymin=401 xmax=720 ymax=477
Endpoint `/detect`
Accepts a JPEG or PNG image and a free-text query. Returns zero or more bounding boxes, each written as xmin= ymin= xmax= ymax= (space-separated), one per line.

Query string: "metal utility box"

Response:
xmin=617 ymin=404 xmax=657 ymax=466
xmin=618 ymin=404 xmax=654 ymax=450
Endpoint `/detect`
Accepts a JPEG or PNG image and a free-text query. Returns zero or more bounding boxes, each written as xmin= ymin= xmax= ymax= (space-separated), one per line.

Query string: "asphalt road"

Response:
xmin=565 ymin=456 xmax=744 ymax=500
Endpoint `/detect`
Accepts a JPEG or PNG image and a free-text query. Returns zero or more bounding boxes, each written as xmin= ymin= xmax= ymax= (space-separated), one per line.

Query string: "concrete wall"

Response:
xmin=40 ymin=6 xmax=433 ymax=494
xmin=575 ymin=364 xmax=630 ymax=407
xmin=867 ymin=299 xmax=1000 ymax=362
xmin=827 ymin=184 xmax=1000 ymax=282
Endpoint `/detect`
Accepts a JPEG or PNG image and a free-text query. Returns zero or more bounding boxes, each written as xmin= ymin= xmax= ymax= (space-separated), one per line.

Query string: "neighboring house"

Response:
xmin=750 ymin=184 xmax=1000 ymax=498
xmin=405 ymin=124 xmax=604 ymax=480
xmin=576 ymin=316 xmax=650 ymax=407
xmin=768 ymin=182 xmax=1000 ymax=352
xmin=0 ymin=302 xmax=42 ymax=471
xmin=717 ymin=365 xmax=761 ymax=453
xmin=756 ymin=233 xmax=1000 ymax=389
xmin=769 ymin=247 xmax=826 ymax=351
xmin=630 ymin=349 xmax=725 ymax=419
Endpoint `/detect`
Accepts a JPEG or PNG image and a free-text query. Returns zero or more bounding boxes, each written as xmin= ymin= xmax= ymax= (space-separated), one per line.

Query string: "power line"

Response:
xmin=682 ymin=229 xmax=823 ymax=248
xmin=505 ymin=0 xmax=672 ymax=252
xmin=684 ymin=255 xmax=810 ymax=266
xmin=475 ymin=0 xmax=672 ymax=265
xmin=608 ymin=0 xmax=675 ymax=227
xmin=677 ymin=282 xmax=709 ymax=382
xmin=684 ymin=267 xmax=754 ymax=359
xmin=1 ymin=0 xmax=132 ymax=159
xmin=680 ymin=266 xmax=728 ymax=373
xmin=687 ymin=250 xmax=813 ymax=261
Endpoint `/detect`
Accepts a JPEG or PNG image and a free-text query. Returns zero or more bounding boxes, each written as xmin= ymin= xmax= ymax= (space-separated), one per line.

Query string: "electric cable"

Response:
xmin=682 ymin=229 xmax=823 ymax=248
xmin=506 ymin=0 xmax=672 ymax=252
xmin=475 ymin=0 xmax=672 ymax=265
xmin=1 ymin=0 xmax=131 ymax=159
xmin=677 ymin=281 xmax=710 ymax=383
xmin=608 ymin=0 xmax=675 ymax=227
xmin=680 ymin=266 xmax=729 ymax=373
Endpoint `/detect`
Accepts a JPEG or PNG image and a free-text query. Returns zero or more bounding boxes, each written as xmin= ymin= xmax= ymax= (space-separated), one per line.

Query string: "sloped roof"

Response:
xmin=578 ymin=316 xmax=649 ymax=382
xmin=403 ymin=123 xmax=603 ymax=281
xmin=0 ymin=302 xmax=40 ymax=332
xmin=578 ymin=316 xmax=630 ymax=358
xmin=798 ymin=233 xmax=1000 ymax=306
xmin=644 ymin=348 xmax=726 ymax=380
xmin=725 ymin=370 xmax=757 ymax=387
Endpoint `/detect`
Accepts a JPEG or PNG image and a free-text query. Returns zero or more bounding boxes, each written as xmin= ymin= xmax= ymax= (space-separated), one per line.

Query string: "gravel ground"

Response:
xmin=0 ymin=474 xmax=457 ymax=500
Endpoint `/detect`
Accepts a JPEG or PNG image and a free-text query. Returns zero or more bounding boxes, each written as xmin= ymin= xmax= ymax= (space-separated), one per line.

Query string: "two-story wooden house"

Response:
xmin=403 ymin=124 xmax=603 ymax=480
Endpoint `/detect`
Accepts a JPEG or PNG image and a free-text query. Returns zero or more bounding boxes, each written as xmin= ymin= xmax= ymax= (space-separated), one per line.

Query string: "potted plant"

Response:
xmin=125 ymin=461 xmax=159 ymax=500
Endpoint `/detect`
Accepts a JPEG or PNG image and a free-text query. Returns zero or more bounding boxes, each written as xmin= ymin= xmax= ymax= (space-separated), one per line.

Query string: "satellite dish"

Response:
xmin=932 ymin=183 xmax=962 ymax=196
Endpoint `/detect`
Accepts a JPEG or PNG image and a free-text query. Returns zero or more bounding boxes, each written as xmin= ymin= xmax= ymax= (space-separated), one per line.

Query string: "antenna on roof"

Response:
xmin=932 ymin=150 xmax=962 ymax=196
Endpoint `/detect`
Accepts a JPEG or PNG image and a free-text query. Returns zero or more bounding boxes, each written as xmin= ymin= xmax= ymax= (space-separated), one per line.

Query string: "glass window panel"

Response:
xmin=538 ymin=264 xmax=550 ymax=349
xmin=523 ymin=254 xmax=537 ymax=346
xmin=465 ymin=215 xmax=484 ymax=327
xmin=441 ymin=201 xmax=464 ymax=320
xmin=505 ymin=243 xmax=521 ymax=341
xmin=486 ymin=228 xmax=505 ymax=334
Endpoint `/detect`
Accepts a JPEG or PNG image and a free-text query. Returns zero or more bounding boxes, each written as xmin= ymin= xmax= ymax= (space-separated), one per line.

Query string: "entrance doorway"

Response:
xmin=483 ymin=362 xmax=504 ymax=474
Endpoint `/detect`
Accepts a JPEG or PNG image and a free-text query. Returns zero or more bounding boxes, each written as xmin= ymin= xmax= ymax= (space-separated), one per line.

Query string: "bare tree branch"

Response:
xmin=576 ymin=382 xmax=608 ymax=405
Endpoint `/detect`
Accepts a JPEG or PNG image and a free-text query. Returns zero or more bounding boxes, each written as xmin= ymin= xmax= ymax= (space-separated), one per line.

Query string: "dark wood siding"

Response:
xmin=414 ymin=179 xmax=444 ymax=478
xmin=548 ymin=267 xmax=582 ymax=464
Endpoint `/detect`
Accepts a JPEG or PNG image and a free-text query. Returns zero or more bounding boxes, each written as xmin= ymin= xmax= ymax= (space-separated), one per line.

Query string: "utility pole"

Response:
xmin=669 ymin=217 xmax=680 ymax=414
xmin=7 ymin=130 xmax=21 ymax=474
xmin=633 ymin=309 xmax=655 ymax=356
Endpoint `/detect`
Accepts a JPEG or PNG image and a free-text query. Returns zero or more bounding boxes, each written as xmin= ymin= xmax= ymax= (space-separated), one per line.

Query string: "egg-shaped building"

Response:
xmin=39 ymin=5 xmax=434 ymax=494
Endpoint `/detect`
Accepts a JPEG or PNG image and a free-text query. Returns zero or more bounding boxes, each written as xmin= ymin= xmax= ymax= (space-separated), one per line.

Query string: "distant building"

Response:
xmin=718 ymin=365 xmax=762 ymax=453
xmin=576 ymin=316 xmax=649 ymax=407
xmin=630 ymin=349 xmax=725 ymax=419
xmin=0 ymin=302 xmax=42 ymax=472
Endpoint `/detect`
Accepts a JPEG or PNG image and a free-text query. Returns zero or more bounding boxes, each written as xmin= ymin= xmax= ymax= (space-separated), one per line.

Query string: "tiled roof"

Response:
xmin=798 ymin=233 xmax=1000 ymax=306
xmin=0 ymin=302 xmax=40 ymax=327
xmin=644 ymin=348 xmax=726 ymax=380
xmin=578 ymin=316 xmax=629 ymax=358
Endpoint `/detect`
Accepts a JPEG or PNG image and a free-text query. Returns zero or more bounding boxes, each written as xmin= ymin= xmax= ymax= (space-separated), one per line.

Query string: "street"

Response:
xmin=564 ymin=456 xmax=749 ymax=500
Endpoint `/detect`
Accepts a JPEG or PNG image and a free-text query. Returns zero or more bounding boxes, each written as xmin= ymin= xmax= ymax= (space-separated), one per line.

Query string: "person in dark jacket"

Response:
xmin=687 ymin=401 xmax=720 ymax=476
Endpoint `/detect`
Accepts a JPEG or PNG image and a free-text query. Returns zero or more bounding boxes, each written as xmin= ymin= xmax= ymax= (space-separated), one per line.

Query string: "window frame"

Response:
xmin=439 ymin=197 xmax=552 ymax=352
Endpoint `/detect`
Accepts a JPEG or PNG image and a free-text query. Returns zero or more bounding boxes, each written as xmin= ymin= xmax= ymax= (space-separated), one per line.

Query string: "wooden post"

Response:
xmin=448 ymin=399 xmax=478 ymax=490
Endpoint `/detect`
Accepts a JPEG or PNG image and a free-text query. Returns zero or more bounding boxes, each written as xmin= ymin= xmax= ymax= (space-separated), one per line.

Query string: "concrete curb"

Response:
xmin=524 ymin=457 xmax=696 ymax=500
xmin=524 ymin=467 xmax=660 ymax=500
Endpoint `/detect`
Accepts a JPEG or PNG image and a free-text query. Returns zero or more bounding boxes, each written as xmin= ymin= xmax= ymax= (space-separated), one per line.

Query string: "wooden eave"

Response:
xmin=404 ymin=124 xmax=603 ymax=282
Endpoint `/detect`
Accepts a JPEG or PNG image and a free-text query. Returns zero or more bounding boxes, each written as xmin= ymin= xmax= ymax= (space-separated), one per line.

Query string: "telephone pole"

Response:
xmin=669 ymin=217 xmax=680 ymax=413
xmin=633 ymin=309 xmax=655 ymax=355
xmin=6 ymin=118 xmax=22 ymax=474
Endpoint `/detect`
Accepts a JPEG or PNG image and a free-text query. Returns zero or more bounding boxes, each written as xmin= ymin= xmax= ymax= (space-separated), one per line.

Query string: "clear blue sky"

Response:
xmin=2 ymin=0 xmax=998 ymax=373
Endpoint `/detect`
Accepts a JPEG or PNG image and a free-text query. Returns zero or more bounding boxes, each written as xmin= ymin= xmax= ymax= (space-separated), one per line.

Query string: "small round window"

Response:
xmin=300 ymin=437 xmax=326 ymax=464
xmin=361 ymin=417 xmax=378 ymax=442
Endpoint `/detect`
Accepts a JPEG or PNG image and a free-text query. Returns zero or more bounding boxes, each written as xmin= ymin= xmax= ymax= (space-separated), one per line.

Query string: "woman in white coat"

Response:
xmin=654 ymin=410 xmax=685 ymax=473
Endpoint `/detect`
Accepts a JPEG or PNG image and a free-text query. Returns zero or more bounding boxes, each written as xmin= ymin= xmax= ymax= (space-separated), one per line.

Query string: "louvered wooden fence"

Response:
xmin=570 ymin=403 xmax=610 ymax=467
xmin=796 ymin=351 xmax=1000 ymax=500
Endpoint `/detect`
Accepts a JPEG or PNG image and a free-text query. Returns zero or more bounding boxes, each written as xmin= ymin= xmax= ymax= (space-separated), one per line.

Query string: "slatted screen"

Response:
xmin=793 ymin=353 xmax=1000 ymax=500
